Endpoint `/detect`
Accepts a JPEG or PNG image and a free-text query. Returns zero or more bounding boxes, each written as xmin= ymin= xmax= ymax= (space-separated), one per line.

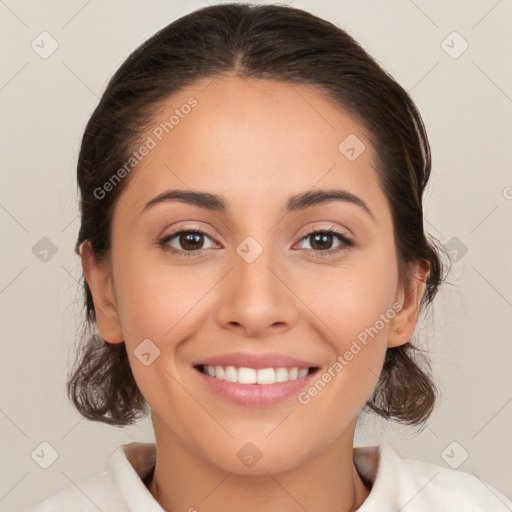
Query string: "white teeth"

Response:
xmin=239 ymin=367 xmax=257 ymax=384
xmin=275 ymin=367 xmax=289 ymax=382
xmin=215 ymin=365 xmax=224 ymax=379
xmin=201 ymin=365 xmax=311 ymax=384
xmin=256 ymin=368 xmax=274 ymax=384
xmin=224 ymin=366 xmax=238 ymax=383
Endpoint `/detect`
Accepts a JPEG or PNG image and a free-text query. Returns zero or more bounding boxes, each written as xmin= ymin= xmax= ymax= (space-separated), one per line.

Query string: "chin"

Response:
xmin=201 ymin=438 xmax=314 ymax=476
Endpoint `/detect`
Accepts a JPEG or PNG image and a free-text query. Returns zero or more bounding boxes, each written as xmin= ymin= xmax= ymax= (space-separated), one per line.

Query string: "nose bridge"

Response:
xmin=233 ymin=232 xmax=283 ymax=305
xmin=215 ymin=229 xmax=298 ymax=336
xmin=238 ymin=236 xmax=275 ymax=287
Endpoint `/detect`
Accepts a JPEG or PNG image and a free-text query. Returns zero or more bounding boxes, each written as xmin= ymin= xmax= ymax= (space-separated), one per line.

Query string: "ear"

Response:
xmin=387 ymin=258 xmax=430 ymax=348
xmin=79 ymin=240 xmax=124 ymax=344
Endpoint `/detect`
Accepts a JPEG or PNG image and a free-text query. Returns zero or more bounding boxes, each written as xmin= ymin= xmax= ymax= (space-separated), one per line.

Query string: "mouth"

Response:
xmin=194 ymin=364 xmax=320 ymax=384
xmin=190 ymin=351 xmax=323 ymax=406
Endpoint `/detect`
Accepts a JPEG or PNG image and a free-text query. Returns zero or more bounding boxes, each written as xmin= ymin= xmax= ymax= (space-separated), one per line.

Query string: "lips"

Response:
xmin=191 ymin=351 xmax=320 ymax=370
xmin=191 ymin=352 xmax=322 ymax=403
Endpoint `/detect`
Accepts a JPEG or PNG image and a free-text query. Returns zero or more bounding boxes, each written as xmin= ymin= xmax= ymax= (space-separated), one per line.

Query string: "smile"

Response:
xmin=196 ymin=364 xmax=317 ymax=384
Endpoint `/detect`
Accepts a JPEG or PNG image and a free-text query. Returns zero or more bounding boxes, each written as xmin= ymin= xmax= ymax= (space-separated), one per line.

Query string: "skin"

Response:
xmin=81 ymin=74 xmax=429 ymax=512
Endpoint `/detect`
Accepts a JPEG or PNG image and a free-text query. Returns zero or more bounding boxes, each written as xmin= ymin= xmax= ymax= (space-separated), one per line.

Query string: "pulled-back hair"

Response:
xmin=68 ymin=2 xmax=450 ymax=428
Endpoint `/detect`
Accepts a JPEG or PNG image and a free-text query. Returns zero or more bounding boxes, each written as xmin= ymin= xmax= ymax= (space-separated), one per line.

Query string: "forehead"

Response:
xmin=113 ymin=75 xmax=388 ymax=219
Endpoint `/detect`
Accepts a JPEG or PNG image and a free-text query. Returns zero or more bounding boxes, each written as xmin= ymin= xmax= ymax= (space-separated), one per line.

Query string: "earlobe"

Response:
xmin=387 ymin=259 xmax=430 ymax=348
xmin=79 ymin=240 xmax=124 ymax=344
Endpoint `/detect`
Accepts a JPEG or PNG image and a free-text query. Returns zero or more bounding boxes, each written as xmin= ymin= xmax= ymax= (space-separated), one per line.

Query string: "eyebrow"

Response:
xmin=139 ymin=188 xmax=375 ymax=221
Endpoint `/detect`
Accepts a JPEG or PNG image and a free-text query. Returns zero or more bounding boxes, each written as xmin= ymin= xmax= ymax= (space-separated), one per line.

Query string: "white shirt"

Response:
xmin=27 ymin=441 xmax=512 ymax=511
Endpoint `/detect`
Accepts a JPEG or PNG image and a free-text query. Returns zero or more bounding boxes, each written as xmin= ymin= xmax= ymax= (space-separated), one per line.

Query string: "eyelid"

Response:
xmin=298 ymin=223 xmax=350 ymax=239
xmin=293 ymin=222 xmax=352 ymax=243
xmin=160 ymin=222 xmax=219 ymax=241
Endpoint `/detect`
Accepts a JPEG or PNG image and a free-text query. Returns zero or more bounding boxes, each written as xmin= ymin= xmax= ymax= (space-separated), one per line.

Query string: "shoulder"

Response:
xmin=398 ymin=452 xmax=511 ymax=510
xmin=356 ymin=442 xmax=512 ymax=511
xmin=26 ymin=442 xmax=156 ymax=512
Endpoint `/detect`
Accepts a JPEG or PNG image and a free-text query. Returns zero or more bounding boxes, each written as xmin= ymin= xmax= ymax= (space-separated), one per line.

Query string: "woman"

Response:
xmin=28 ymin=3 xmax=512 ymax=511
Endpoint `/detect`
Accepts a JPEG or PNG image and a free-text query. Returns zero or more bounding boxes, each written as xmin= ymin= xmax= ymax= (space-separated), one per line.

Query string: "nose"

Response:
xmin=215 ymin=243 xmax=300 ymax=339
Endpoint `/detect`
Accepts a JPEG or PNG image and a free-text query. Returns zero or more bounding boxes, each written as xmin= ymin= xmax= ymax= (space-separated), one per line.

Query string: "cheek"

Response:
xmin=112 ymin=250 xmax=211 ymax=344
xmin=293 ymin=248 xmax=398 ymax=395
xmin=299 ymin=249 xmax=398 ymax=346
xmin=114 ymin=258 xmax=203 ymax=413
xmin=290 ymin=272 xmax=397 ymax=441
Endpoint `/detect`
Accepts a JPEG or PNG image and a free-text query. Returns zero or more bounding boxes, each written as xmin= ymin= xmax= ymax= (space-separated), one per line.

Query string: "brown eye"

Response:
xmin=308 ymin=232 xmax=336 ymax=250
xmin=296 ymin=228 xmax=354 ymax=255
xmin=177 ymin=232 xmax=205 ymax=251
xmin=158 ymin=229 xmax=217 ymax=256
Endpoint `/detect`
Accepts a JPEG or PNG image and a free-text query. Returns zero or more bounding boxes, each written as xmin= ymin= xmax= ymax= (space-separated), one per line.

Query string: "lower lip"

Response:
xmin=193 ymin=366 xmax=319 ymax=406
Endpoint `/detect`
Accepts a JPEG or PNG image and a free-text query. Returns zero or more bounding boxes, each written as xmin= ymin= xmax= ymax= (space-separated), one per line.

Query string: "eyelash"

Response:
xmin=157 ymin=226 xmax=354 ymax=258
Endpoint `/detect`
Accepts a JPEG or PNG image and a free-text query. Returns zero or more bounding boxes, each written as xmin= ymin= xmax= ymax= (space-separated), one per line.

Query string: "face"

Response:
xmin=82 ymin=74 xmax=426 ymax=475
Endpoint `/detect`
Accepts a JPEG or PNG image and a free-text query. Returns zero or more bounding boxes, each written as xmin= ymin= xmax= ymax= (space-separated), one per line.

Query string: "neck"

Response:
xmin=146 ymin=417 xmax=371 ymax=512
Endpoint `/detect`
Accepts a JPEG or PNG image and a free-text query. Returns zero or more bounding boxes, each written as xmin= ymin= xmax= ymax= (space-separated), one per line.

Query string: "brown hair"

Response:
xmin=68 ymin=2 xmax=450 ymax=428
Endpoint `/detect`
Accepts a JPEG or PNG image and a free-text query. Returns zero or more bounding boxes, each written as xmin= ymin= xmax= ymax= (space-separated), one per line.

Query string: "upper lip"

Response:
xmin=193 ymin=351 xmax=320 ymax=370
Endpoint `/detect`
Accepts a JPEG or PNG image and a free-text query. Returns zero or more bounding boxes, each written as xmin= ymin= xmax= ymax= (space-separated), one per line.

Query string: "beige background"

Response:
xmin=0 ymin=0 xmax=511 ymax=510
